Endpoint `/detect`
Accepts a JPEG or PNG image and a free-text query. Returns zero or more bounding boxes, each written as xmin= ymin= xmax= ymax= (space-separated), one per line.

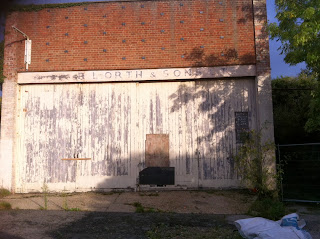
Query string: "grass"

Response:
xmin=60 ymin=190 xmax=82 ymax=211
xmin=0 ymin=201 xmax=12 ymax=210
xmin=139 ymin=192 xmax=159 ymax=197
xmin=65 ymin=207 xmax=81 ymax=211
xmin=146 ymin=223 xmax=242 ymax=239
xmin=132 ymin=202 xmax=161 ymax=213
xmin=0 ymin=188 xmax=11 ymax=198
xmin=248 ymin=198 xmax=286 ymax=220
xmin=42 ymin=183 xmax=49 ymax=210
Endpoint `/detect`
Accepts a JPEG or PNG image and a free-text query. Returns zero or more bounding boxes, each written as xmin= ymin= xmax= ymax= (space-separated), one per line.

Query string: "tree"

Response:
xmin=272 ymin=72 xmax=320 ymax=142
xmin=269 ymin=1 xmax=320 ymax=133
xmin=269 ymin=0 xmax=320 ymax=75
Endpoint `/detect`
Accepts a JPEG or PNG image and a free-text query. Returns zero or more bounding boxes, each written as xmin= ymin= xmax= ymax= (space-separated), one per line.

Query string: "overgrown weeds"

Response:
xmin=234 ymin=129 xmax=287 ymax=220
xmin=248 ymin=198 xmax=286 ymax=220
xmin=41 ymin=182 xmax=49 ymax=210
xmin=65 ymin=207 xmax=81 ymax=211
xmin=233 ymin=129 xmax=282 ymax=200
xmin=132 ymin=202 xmax=161 ymax=213
xmin=146 ymin=223 xmax=242 ymax=239
xmin=0 ymin=188 xmax=10 ymax=198
xmin=61 ymin=189 xmax=81 ymax=211
xmin=0 ymin=201 xmax=12 ymax=210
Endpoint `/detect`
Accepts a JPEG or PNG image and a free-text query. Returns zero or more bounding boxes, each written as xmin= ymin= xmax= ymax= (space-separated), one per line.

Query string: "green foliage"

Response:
xmin=62 ymin=191 xmax=69 ymax=211
xmin=305 ymin=86 xmax=320 ymax=132
xmin=268 ymin=0 xmax=320 ymax=74
xmin=272 ymin=72 xmax=320 ymax=142
xmin=233 ymin=129 xmax=277 ymax=199
xmin=0 ymin=201 xmax=12 ymax=210
xmin=41 ymin=182 xmax=49 ymax=210
xmin=61 ymin=190 xmax=81 ymax=211
xmin=66 ymin=207 xmax=81 ymax=211
xmin=0 ymin=188 xmax=10 ymax=198
xmin=132 ymin=202 xmax=161 ymax=213
xmin=146 ymin=223 xmax=242 ymax=239
xmin=248 ymin=198 xmax=286 ymax=221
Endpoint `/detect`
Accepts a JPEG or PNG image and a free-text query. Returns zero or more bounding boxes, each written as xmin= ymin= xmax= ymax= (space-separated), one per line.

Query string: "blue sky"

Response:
xmin=3 ymin=0 xmax=306 ymax=79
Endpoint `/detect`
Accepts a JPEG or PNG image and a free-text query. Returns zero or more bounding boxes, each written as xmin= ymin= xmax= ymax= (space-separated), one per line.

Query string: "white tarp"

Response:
xmin=235 ymin=213 xmax=312 ymax=239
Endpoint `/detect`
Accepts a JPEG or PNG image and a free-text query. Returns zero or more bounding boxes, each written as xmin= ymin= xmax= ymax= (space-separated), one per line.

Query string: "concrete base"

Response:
xmin=0 ymin=140 xmax=13 ymax=191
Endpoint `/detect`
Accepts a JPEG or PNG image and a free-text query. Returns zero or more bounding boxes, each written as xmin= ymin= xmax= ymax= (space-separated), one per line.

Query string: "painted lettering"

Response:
xmin=136 ymin=71 xmax=143 ymax=78
xmin=184 ymin=69 xmax=192 ymax=77
xmin=73 ymin=73 xmax=85 ymax=80
xmin=105 ymin=72 xmax=112 ymax=78
xmin=174 ymin=70 xmax=181 ymax=77
xmin=195 ymin=68 xmax=202 ymax=76
xmin=126 ymin=71 xmax=132 ymax=78
xmin=115 ymin=72 xmax=122 ymax=79
xmin=163 ymin=70 xmax=169 ymax=77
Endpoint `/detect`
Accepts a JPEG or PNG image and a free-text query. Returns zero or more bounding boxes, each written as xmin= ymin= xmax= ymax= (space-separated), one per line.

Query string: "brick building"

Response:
xmin=0 ymin=0 xmax=274 ymax=192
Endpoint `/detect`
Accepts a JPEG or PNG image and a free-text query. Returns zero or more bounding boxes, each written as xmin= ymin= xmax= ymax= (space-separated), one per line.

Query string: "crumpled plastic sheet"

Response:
xmin=235 ymin=213 xmax=312 ymax=239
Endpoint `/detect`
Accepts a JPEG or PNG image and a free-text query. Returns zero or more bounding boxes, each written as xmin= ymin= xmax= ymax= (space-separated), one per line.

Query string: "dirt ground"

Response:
xmin=0 ymin=190 xmax=319 ymax=239
xmin=2 ymin=190 xmax=254 ymax=214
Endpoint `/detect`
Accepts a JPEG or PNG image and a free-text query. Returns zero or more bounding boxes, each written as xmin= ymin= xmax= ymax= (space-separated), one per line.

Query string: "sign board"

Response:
xmin=18 ymin=65 xmax=256 ymax=84
xmin=235 ymin=112 xmax=249 ymax=144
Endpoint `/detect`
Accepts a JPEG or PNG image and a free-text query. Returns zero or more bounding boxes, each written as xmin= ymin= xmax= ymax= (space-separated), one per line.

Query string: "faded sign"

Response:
xmin=18 ymin=65 xmax=256 ymax=84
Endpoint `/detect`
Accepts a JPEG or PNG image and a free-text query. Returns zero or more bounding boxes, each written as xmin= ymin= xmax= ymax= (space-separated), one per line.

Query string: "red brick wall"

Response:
xmin=6 ymin=0 xmax=255 ymax=72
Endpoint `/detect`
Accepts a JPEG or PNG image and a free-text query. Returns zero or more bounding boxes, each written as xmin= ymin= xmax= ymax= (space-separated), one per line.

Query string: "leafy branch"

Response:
xmin=233 ymin=129 xmax=278 ymax=199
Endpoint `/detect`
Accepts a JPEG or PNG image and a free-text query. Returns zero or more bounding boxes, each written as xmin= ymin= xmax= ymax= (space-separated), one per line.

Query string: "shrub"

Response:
xmin=248 ymin=198 xmax=285 ymax=220
xmin=0 ymin=202 xmax=12 ymax=210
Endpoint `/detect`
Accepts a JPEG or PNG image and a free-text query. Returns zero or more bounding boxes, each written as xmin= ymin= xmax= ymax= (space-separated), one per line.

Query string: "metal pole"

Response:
xmin=277 ymin=144 xmax=284 ymax=202
xmin=283 ymin=199 xmax=320 ymax=203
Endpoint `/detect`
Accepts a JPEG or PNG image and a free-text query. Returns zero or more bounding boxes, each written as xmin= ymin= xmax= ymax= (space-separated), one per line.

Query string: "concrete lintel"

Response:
xmin=17 ymin=65 xmax=256 ymax=84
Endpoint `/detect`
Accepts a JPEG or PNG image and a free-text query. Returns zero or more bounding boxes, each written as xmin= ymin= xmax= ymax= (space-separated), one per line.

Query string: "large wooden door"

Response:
xmin=17 ymin=79 xmax=256 ymax=192
xmin=194 ymin=79 xmax=257 ymax=187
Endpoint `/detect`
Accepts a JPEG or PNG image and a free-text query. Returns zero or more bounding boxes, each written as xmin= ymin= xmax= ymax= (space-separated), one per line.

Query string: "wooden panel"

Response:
xmin=17 ymin=78 xmax=256 ymax=191
xmin=62 ymin=158 xmax=91 ymax=160
xmin=145 ymin=134 xmax=169 ymax=167
xmin=18 ymin=84 xmax=79 ymax=186
xmin=195 ymin=79 xmax=256 ymax=185
xmin=74 ymin=83 xmax=138 ymax=190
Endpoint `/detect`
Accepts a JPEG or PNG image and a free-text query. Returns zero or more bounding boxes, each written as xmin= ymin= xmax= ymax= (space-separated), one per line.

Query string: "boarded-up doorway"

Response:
xmin=145 ymin=134 xmax=169 ymax=167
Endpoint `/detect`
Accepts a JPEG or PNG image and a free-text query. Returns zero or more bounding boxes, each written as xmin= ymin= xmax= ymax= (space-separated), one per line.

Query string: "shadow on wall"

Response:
xmin=184 ymin=47 xmax=255 ymax=67
xmin=168 ymin=71 xmax=257 ymax=181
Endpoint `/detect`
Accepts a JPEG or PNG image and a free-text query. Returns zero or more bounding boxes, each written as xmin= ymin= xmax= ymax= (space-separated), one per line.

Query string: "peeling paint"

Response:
xmin=17 ymin=79 xmax=256 ymax=192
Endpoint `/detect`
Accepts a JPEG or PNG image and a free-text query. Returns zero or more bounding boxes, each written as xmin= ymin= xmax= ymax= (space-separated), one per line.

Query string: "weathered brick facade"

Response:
xmin=10 ymin=0 xmax=255 ymax=72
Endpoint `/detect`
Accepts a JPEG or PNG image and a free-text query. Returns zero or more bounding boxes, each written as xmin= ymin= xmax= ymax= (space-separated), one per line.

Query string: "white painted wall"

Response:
xmin=0 ymin=140 xmax=13 ymax=190
xmin=15 ymin=78 xmax=256 ymax=192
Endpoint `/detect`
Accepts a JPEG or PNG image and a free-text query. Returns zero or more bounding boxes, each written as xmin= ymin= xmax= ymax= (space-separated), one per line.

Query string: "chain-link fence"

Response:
xmin=277 ymin=143 xmax=320 ymax=202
